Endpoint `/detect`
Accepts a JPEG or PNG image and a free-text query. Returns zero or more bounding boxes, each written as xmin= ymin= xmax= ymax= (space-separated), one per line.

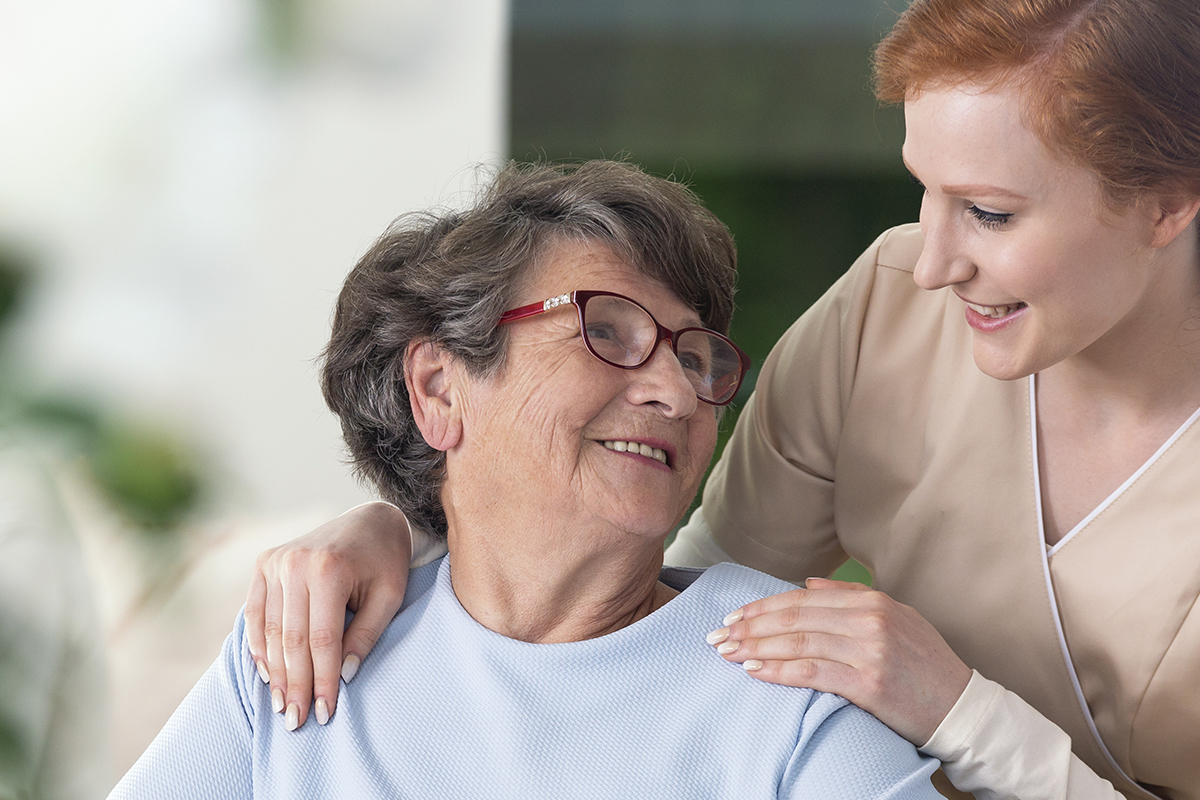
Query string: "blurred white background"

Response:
xmin=0 ymin=0 xmax=505 ymax=791
xmin=0 ymin=0 xmax=506 ymax=513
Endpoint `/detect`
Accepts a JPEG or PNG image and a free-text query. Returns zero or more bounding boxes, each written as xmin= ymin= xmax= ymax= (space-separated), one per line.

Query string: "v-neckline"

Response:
xmin=1028 ymin=374 xmax=1200 ymax=556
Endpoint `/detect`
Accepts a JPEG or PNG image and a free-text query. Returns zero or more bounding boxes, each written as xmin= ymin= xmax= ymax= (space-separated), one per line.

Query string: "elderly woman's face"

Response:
xmin=450 ymin=240 xmax=719 ymax=543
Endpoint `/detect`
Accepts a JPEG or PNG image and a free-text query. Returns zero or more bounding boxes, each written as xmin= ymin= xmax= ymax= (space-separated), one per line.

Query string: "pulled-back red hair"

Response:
xmin=873 ymin=0 xmax=1200 ymax=204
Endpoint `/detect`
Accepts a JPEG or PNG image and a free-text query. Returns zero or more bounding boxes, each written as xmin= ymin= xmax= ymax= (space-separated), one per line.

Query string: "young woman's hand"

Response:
xmin=244 ymin=502 xmax=411 ymax=731
xmin=707 ymin=578 xmax=972 ymax=745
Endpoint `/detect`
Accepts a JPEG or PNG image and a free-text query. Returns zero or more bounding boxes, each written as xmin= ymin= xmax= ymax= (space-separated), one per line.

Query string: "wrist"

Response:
xmin=343 ymin=500 xmax=413 ymax=559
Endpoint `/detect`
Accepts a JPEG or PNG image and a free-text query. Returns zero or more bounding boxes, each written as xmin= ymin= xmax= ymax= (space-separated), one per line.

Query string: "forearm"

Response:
xmin=920 ymin=671 xmax=1126 ymax=800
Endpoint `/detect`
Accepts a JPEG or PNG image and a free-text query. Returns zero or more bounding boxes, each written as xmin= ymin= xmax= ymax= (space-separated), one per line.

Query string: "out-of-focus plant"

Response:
xmin=0 ymin=245 xmax=206 ymax=535
xmin=257 ymin=0 xmax=305 ymax=63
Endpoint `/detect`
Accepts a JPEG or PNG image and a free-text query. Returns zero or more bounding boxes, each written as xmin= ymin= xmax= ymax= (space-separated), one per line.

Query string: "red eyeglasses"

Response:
xmin=498 ymin=290 xmax=751 ymax=405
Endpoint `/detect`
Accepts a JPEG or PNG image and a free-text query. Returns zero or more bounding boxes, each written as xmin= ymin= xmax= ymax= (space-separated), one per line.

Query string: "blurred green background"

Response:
xmin=0 ymin=246 xmax=204 ymax=534
xmin=510 ymin=0 xmax=924 ymax=583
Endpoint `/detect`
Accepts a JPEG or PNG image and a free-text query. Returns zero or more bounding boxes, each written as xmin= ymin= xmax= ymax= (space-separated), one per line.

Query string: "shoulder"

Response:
xmin=872 ymin=222 xmax=924 ymax=274
xmin=667 ymin=563 xmax=804 ymax=630
xmin=692 ymin=562 xmax=801 ymax=604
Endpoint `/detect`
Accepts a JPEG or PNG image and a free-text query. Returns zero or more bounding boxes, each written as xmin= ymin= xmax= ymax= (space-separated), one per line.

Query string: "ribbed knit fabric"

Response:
xmin=110 ymin=559 xmax=939 ymax=799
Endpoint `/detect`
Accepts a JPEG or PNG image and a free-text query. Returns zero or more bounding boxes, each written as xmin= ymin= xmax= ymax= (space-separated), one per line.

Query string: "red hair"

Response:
xmin=873 ymin=0 xmax=1200 ymax=204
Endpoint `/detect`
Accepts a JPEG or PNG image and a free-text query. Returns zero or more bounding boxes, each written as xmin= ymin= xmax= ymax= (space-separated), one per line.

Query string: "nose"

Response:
xmin=626 ymin=339 xmax=699 ymax=419
xmin=913 ymin=195 xmax=976 ymax=291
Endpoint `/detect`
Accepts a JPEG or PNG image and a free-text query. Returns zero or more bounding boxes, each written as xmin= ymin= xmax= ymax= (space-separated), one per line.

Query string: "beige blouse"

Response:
xmin=667 ymin=224 xmax=1200 ymax=800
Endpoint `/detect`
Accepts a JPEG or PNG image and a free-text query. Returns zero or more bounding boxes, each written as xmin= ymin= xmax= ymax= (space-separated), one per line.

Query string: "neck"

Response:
xmin=443 ymin=513 xmax=678 ymax=644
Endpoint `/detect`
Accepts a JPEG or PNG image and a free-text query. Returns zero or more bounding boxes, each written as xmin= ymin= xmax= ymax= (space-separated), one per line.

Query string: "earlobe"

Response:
xmin=404 ymin=341 xmax=462 ymax=452
xmin=1149 ymin=194 xmax=1200 ymax=249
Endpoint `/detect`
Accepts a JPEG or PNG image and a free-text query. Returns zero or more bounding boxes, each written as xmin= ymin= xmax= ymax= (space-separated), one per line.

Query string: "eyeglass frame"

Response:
xmin=496 ymin=289 xmax=751 ymax=406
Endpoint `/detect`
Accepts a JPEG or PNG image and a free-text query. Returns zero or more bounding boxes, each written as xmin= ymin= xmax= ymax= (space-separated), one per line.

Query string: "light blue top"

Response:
xmin=110 ymin=559 xmax=939 ymax=799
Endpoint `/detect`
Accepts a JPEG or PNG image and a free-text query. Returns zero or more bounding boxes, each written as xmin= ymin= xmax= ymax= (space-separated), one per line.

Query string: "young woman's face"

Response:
xmin=903 ymin=81 xmax=1166 ymax=381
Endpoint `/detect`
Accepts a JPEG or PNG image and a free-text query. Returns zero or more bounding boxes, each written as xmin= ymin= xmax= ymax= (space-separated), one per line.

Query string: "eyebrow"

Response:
xmin=902 ymin=156 xmax=1029 ymax=202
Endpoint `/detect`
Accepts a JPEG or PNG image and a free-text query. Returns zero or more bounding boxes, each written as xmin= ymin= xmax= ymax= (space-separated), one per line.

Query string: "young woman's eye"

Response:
xmin=967 ymin=205 xmax=1013 ymax=230
xmin=908 ymin=173 xmax=927 ymax=193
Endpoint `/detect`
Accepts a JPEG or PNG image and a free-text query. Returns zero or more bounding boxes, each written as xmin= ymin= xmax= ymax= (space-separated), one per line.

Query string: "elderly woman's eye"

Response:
xmin=586 ymin=322 xmax=620 ymax=341
xmin=677 ymin=348 xmax=710 ymax=375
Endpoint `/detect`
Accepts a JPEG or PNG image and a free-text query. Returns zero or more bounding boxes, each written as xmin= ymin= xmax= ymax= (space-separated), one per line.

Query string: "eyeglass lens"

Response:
xmin=581 ymin=295 xmax=743 ymax=403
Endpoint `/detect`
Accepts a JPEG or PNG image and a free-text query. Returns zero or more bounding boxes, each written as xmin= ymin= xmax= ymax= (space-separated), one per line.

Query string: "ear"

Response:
xmin=404 ymin=341 xmax=462 ymax=452
xmin=1149 ymin=193 xmax=1200 ymax=249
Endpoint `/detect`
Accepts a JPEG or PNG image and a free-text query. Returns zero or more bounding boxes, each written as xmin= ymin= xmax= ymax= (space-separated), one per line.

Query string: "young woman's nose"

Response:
xmin=913 ymin=196 xmax=976 ymax=291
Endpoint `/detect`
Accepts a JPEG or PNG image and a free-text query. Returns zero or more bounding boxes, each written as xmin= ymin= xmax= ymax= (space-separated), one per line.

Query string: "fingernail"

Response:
xmin=743 ymin=659 xmax=763 ymax=672
xmin=285 ymin=703 xmax=299 ymax=731
xmin=256 ymin=660 xmax=270 ymax=684
xmin=723 ymin=609 xmax=744 ymax=626
xmin=271 ymin=687 xmax=284 ymax=714
xmin=717 ymin=641 xmax=739 ymax=655
xmin=341 ymin=653 xmax=360 ymax=683
xmin=315 ymin=697 xmax=330 ymax=726
xmin=705 ymin=627 xmax=730 ymax=646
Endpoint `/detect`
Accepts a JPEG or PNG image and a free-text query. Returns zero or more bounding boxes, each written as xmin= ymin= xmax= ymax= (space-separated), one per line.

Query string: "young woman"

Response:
xmin=246 ymin=2 xmax=1200 ymax=797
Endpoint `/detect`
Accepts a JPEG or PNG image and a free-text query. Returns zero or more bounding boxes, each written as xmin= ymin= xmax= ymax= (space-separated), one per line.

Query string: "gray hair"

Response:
xmin=321 ymin=160 xmax=738 ymax=539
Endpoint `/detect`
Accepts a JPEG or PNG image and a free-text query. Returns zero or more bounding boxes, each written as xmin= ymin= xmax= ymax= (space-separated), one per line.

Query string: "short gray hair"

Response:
xmin=322 ymin=160 xmax=738 ymax=539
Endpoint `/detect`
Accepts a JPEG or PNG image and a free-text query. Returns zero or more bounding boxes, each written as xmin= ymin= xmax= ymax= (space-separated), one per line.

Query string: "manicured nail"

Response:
xmin=723 ymin=609 xmax=744 ymax=626
xmin=256 ymin=660 xmax=270 ymax=684
xmin=743 ymin=659 xmax=764 ymax=672
xmin=271 ymin=687 xmax=284 ymax=714
xmin=285 ymin=703 xmax=299 ymax=731
xmin=341 ymin=653 xmax=360 ymax=683
xmin=705 ymin=627 xmax=730 ymax=646
xmin=315 ymin=697 xmax=330 ymax=726
xmin=717 ymin=641 xmax=739 ymax=655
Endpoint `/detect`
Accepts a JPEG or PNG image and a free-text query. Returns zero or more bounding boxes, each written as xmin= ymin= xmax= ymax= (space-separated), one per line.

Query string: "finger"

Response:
xmin=280 ymin=573 xmax=314 ymax=731
xmin=742 ymin=656 xmax=867 ymax=705
xmin=340 ymin=576 xmax=407 ymax=683
xmin=722 ymin=600 xmax=884 ymax=647
xmin=726 ymin=582 xmax=878 ymax=626
xmin=805 ymin=577 xmax=872 ymax=591
xmin=244 ymin=561 xmax=270 ymax=685
xmin=308 ymin=573 xmax=352 ymax=725
xmin=714 ymin=628 xmax=859 ymax=668
xmin=263 ymin=568 xmax=288 ymax=714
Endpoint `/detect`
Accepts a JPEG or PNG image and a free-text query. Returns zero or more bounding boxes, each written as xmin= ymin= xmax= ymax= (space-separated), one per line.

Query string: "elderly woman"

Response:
xmin=109 ymin=161 xmax=939 ymax=798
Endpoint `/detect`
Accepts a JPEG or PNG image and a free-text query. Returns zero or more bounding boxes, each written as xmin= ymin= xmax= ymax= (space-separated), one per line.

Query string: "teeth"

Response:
xmin=602 ymin=440 xmax=667 ymax=464
xmin=967 ymin=301 xmax=1024 ymax=319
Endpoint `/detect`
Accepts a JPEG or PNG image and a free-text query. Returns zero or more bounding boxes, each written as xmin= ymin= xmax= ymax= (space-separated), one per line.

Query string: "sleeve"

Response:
xmin=664 ymin=507 xmax=735 ymax=568
xmin=692 ymin=230 xmax=891 ymax=582
xmin=409 ymin=525 xmax=448 ymax=569
xmin=107 ymin=614 xmax=260 ymax=800
xmin=780 ymin=693 xmax=941 ymax=799
xmin=919 ymin=671 xmax=1127 ymax=800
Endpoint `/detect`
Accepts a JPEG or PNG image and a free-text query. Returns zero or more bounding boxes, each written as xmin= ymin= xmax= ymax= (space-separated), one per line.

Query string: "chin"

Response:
xmin=972 ymin=348 xmax=1036 ymax=383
